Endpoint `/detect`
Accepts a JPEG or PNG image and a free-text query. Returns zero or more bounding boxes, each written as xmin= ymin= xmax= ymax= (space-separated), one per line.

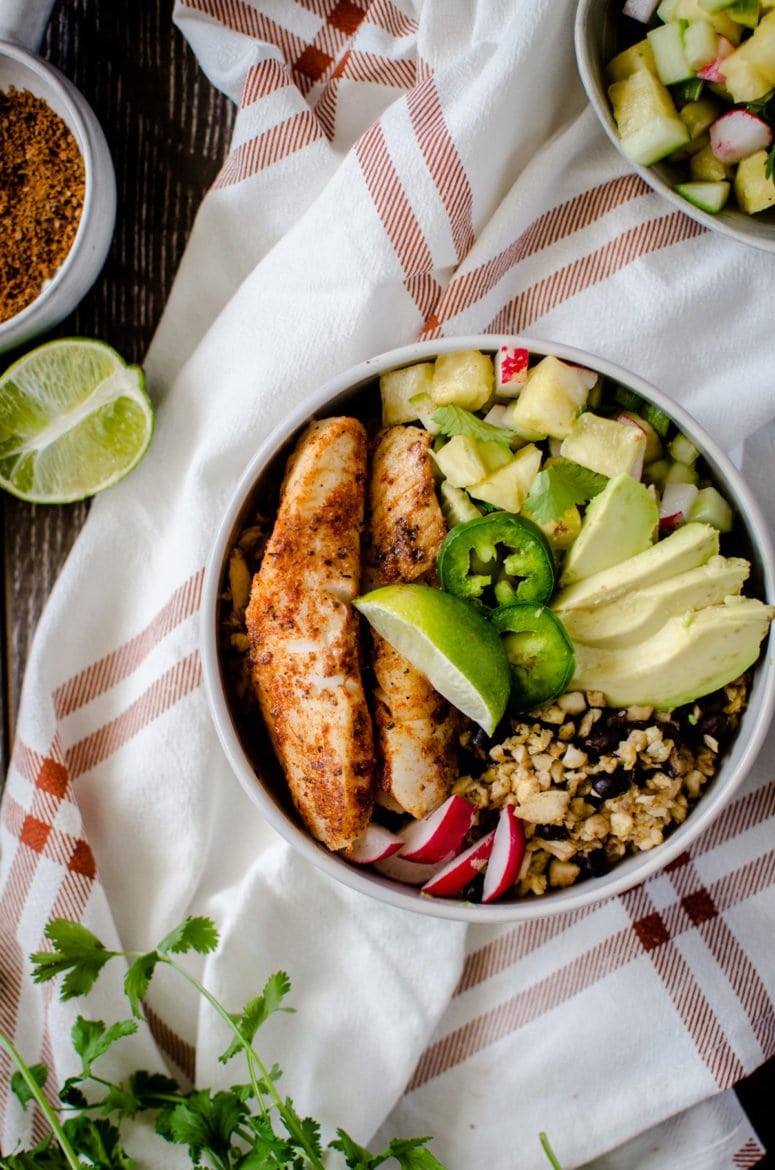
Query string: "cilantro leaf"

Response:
xmin=333 ymin=1132 xmax=448 ymax=1169
xmin=124 ymin=951 xmax=160 ymax=1016
xmin=0 ymin=1137 xmax=72 ymax=1169
xmin=219 ymin=971 xmax=293 ymax=1064
xmin=71 ymin=1016 xmax=137 ymax=1077
xmin=432 ymin=404 xmax=516 ymax=446
xmin=523 ymin=459 xmax=607 ymax=524
xmin=30 ymin=920 xmax=116 ymax=1000
xmin=156 ymin=917 xmax=219 ymax=957
xmin=61 ymin=1115 xmax=136 ymax=1169
xmin=156 ymin=1089 xmax=247 ymax=1163
xmin=10 ymin=1064 xmax=47 ymax=1109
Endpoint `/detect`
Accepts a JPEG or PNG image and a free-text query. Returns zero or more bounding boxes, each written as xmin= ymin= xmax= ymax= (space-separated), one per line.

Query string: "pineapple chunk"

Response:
xmin=690 ymin=142 xmax=734 ymax=180
xmin=677 ymin=0 xmax=743 ymax=43
xmin=608 ymin=69 xmax=690 ymax=165
xmin=720 ymin=9 xmax=775 ymax=100
xmin=560 ymin=413 xmax=647 ymax=479
xmin=680 ymin=97 xmax=722 ymax=140
xmin=380 ymin=362 xmax=434 ymax=425
xmin=606 ymin=39 xmax=657 ymax=82
xmin=504 ymin=356 xmax=591 ymax=440
xmin=734 ymin=148 xmax=775 ymax=213
xmin=535 ymin=506 xmax=583 ymax=552
xmin=430 ymin=350 xmax=494 ymax=410
xmin=468 ymin=444 xmax=543 ymax=512
xmin=434 ymin=434 xmax=511 ymax=488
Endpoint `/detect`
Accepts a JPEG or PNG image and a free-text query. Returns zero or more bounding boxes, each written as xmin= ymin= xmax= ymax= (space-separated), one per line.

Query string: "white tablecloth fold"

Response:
xmin=1 ymin=2 xmax=773 ymax=1167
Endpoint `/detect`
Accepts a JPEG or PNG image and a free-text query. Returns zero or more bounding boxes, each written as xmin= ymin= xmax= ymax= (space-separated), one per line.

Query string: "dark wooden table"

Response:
xmin=0 ymin=1 xmax=771 ymax=1162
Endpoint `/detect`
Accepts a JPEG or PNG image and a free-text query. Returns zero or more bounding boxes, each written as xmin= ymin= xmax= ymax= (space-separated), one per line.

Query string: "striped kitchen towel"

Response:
xmin=1 ymin=2 xmax=773 ymax=1167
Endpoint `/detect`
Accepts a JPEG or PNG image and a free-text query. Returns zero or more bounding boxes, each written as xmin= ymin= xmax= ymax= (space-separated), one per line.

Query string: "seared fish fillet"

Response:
xmin=245 ymin=417 xmax=375 ymax=852
xmin=364 ymin=425 xmax=459 ymax=819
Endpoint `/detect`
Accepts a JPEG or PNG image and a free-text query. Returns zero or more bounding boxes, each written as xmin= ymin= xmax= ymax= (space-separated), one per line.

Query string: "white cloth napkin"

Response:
xmin=1 ymin=1 xmax=774 ymax=1167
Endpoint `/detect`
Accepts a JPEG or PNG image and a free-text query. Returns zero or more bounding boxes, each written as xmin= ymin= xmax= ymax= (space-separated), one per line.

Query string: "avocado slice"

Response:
xmin=560 ymin=473 xmax=659 ymax=585
xmin=552 ymin=522 xmax=719 ymax=615
xmin=559 ymin=554 xmax=750 ymax=648
xmin=570 ymin=596 xmax=774 ymax=709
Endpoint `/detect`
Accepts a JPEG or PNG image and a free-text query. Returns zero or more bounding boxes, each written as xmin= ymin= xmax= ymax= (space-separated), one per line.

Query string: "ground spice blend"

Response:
xmin=0 ymin=87 xmax=86 ymax=323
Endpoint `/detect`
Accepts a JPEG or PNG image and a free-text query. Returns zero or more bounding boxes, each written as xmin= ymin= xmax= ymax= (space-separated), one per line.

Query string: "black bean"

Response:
xmin=534 ymin=823 xmax=569 ymax=840
xmin=591 ymin=770 xmax=633 ymax=801
xmin=576 ymin=849 xmax=609 ymax=878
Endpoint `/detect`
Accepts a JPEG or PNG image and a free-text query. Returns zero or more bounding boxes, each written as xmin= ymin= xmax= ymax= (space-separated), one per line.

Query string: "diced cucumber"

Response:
xmin=658 ymin=0 xmax=681 ymax=19
xmin=669 ymin=431 xmax=701 ymax=464
xmin=664 ymin=459 xmax=700 ymax=485
xmin=648 ymin=21 xmax=695 ymax=84
xmin=439 ymin=481 xmax=482 ymax=527
xmin=698 ymin=0 xmax=737 ymax=13
xmin=380 ymin=362 xmax=434 ymax=425
xmin=687 ymin=484 xmax=734 ymax=531
xmin=674 ymin=179 xmax=731 ymax=211
xmin=644 ymin=457 xmax=672 ymax=488
xmin=727 ymin=0 xmax=760 ymax=27
xmin=613 ymin=384 xmax=644 ymax=411
xmin=641 ymin=402 xmax=672 ymax=437
xmin=683 ymin=20 xmax=718 ymax=69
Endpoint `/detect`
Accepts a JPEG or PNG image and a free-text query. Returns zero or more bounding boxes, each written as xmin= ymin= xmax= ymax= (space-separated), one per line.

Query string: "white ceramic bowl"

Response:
xmin=574 ymin=0 xmax=775 ymax=254
xmin=0 ymin=40 xmax=117 ymax=354
xmin=201 ymin=335 xmax=775 ymax=923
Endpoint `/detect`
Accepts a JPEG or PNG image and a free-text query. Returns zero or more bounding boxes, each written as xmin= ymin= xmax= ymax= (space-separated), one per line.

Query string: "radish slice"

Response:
xmin=482 ymin=806 xmax=526 ymax=904
xmin=710 ymin=110 xmax=773 ymax=165
xmin=495 ymin=345 xmax=529 ymax=395
xmin=397 ymin=793 xmax=475 ymax=864
xmin=623 ymin=0 xmax=660 ymax=21
xmin=344 ymin=823 xmax=403 ymax=865
xmin=697 ymin=36 xmax=734 ymax=82
xmin=373 ymin=852 xmax=450 ymax=886
xmin=421 ymin=830 xmax=496 ymax=898
xmin=659 ymin=482 xmax=699 ymax=534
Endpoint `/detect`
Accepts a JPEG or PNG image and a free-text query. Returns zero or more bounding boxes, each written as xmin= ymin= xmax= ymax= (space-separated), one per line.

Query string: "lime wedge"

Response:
xmin=354 ymin=583 xmax=511 ymax=735
xmin=0 ymin=338 xmax=154 ymax=503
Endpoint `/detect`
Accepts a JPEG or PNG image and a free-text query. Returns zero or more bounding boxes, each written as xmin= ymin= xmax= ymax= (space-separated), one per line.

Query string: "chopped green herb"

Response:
xmin=523 ymin=459 xmax=607 ymax=524
xmin=432 ymin=404 xmax=516 ymax=446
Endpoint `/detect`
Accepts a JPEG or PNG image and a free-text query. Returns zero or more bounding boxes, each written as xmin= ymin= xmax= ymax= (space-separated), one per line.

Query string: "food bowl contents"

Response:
xmin=0 ymin=87 xmax=85 ymax=323
xmin=604 ymin=0 xmax=775 ymax=215
xmin=219 ymin=345 xmax=773 ymax=905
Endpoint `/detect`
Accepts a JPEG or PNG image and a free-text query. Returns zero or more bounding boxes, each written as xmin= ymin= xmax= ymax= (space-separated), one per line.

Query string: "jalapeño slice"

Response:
xmin=438 ymin=512 xmax=555 ymax=610
xmin=491 ymin=603 xmax=575 ymax=711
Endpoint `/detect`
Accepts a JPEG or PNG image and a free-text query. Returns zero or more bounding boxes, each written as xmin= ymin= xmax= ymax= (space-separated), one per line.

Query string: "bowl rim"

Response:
xmin=573 ymin=0 xmax=775 ymax=255
xmin=0 ymin=39 xmax=116 ymax=345
xmin=201 ymin=333 xmax=775 ymax=923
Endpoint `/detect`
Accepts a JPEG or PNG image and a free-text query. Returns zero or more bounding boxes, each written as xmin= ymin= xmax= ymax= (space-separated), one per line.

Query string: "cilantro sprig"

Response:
xmin=523 ymin=458 xmax=607 ymax=524
xmin=432 ymin=404 xmax=517 ymax=447
xmin=0 ymin=916 xmax=450 ymax=1170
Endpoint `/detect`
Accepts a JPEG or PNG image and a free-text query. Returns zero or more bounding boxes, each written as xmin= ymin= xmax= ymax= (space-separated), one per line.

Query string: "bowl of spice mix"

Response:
xmin=0 ymin=38 xmax=116 ymax=353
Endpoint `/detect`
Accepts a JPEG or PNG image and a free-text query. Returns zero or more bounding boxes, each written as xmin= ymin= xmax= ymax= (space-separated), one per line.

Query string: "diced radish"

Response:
xmin=495 ymin=345 xmax=529 ymax=396
xmin=697 ymin=36 xmax=734 ymax=81
xmin=397 ymin=793 xmax=475 ymax=864
xmin=623 ymin=0 xmax=660 ymax=21
xmin=709 ymin=109 xmax=773 ymax=164
xmin=481 ymin=806 xmax=526 ymax=904
xmin=421 ymin=830 xmax=496 ymax=898
xmin=658 ymin=481 xmax=699 ymax=533
xmin=344 ymin=823 xmax=403 ymax=865
xmin=373 ymin=852 xmax=449 ymax=886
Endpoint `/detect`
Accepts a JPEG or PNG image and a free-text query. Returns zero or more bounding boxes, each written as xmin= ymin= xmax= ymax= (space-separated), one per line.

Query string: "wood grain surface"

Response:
xmin=0 ymin=2 xmax=771 ymax=1159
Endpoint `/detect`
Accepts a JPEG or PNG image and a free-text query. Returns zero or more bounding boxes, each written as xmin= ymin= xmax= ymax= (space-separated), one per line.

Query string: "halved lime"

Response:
xmin=354 ymin=583 xmax=511 ymax=735
xmin=0 ymin=338 xmax=154 ymax=503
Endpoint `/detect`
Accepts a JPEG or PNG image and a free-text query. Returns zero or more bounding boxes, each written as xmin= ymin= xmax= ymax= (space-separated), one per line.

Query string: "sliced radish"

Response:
xmin=482 ymin=806 xmax=526 ymax=904
xmin=697 ymin=36 xmax=734 ymax=82
xmin=397 ymin=793 xmax=475 ymax=864
xmin=495 ymin=345 xmax=529 ymax=395
xmin=710 ymin=109 xmax=773 ymax=164
xmin=658 ymin=481 xmax=699 ymax=534
xmin=344 ymin=823 xmax=403 ymax=865
xmin=623 ymin=0 xmax=660 ymax=21
xmin=373 ymin=852 xmax=449 ymax=886
xmin=421 ymin=830 xmax=496 ymax=898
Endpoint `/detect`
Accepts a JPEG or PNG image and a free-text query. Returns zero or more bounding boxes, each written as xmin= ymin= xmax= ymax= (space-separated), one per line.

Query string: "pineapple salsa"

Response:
xmin=605 ymin=0 xmax=775 ymax=216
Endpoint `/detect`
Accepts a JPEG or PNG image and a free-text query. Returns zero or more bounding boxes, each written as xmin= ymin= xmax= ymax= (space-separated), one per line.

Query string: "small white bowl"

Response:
xmin=0 ymin=40 xmax=116 ymax=354
xmin=201 ymin=336 xmax=775 ymax=923
xmin=574 ymin=0 xmax=775 ymax=254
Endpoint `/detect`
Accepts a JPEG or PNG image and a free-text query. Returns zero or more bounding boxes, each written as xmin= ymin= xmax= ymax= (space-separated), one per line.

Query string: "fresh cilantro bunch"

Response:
xmin=0 ymin=917 xmax=448 ymax=1170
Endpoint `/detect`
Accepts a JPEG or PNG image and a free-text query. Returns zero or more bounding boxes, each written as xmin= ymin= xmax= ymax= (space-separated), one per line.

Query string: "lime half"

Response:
xmin=354 ymin=583 xmax=511 ymax=735
xmin=0 ymin=338 xmax=154 ymax=503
